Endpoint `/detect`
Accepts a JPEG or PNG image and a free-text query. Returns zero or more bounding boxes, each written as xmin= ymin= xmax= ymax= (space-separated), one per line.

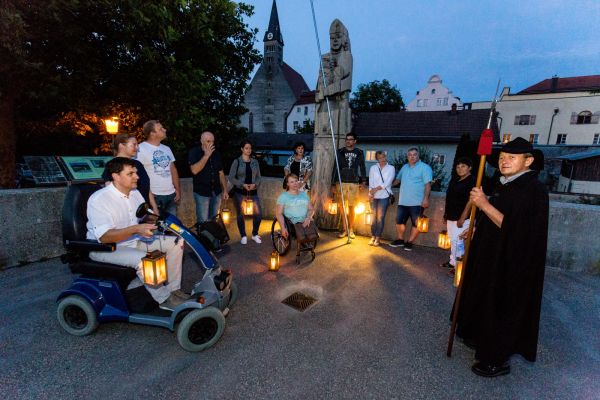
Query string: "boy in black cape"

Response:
xmin=453 ymin=137 xmax=549 ymax=377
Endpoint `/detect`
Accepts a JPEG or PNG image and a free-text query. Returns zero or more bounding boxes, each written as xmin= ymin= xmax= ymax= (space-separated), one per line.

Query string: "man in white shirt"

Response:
xmin=137 ymin=120 xmax=181 ymax=215
xmin=86 ymin=157 xmax=186 ymax=310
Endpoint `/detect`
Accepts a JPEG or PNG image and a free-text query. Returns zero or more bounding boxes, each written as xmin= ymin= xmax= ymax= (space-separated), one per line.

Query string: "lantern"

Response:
xmin=327 ymin=199 xmax=338 ymax=215
xmin=242 ymin=198 xmax=254 ymax=216
xmin=437 ymin=230 xmax=451 ymax=250
xmin=221 ymin=208 xmax=231 ymax=224
xmin=453 ymin=257 xmax=463 ymax=287
xmin=417 ymin=215 xmax=429 ymax=233
xmin=269 ymin=250 xmax=280 ymax=271
xmin=364 ymin=209 xmax=373 ymax=225
xmin=354 ymin=202 xmax=366 ymax=215
xmin=104 ymin=117 xmax=119 ymax=134
xmin=141 ymin=250 xmax=168 ymax=288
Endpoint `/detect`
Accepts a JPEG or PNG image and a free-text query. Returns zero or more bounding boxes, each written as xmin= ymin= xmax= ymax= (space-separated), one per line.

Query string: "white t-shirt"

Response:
xmin=86 ymin=183 xmax=145 ymax=247
xmin=137 ymin=142 xmax=176 ymax=195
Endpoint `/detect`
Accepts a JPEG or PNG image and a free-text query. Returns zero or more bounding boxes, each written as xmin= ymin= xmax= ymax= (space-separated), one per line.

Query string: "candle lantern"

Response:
xmin=269 ymin=250 xmax=280 ymax=271
xmin=453 ymin=257 xmax=463 ymax=287
xmin=221 ymin=208 xmax=231 ymax=224
xmin=364 ymin=209 xmax=373 ymax=225
xmin=104 ymin=117 xmax=119 ymax=134
xmin=417 ymin=214 xmax=429 ymax=233
xmin=327 ymin=199 xmax=338 ymax=215
xmin=354 ymin=202 xmax=366 ymax=215
xmin=437 ymin=230 xmax=451 ymax=249
xmin=141 ymin=250 xmax=168 ymax=288
xmin=242 ymin=198 xmax=254 ymax=216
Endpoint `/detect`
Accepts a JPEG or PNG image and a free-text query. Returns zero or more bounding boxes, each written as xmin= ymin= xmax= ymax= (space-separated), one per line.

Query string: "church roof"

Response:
xmin=263 ymin=0 xmax=284 ymax=45
xmin=281 ymin=62 xmax=310 ymax=100
xmin=352 ymin=109 xmax=499 ymax=143
xmin=518 ymin=75 xmax=600 ymax=94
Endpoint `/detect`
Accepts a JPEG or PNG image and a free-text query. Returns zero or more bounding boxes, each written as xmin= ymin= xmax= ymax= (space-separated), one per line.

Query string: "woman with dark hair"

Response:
xmin=276 ymin=174 xmax=317 ymax=242
xmin=283 ymin=141 xmax=313 ymax=191
xmin=441 ymin=157 xmax=475 ymax=274
xmin=102 ymin=132 xmax=158 ymax=214
xmin=228 ymin=140 xmax=263 ymax=245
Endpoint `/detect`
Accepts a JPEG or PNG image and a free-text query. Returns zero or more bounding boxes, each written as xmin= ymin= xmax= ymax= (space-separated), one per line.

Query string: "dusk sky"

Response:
xmin=242 ymin=0 xmax=600 ymax=103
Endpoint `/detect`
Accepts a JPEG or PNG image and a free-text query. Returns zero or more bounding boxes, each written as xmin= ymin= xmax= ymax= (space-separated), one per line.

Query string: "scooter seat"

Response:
xmin=70 ymin=259 xmax=137 ymax=289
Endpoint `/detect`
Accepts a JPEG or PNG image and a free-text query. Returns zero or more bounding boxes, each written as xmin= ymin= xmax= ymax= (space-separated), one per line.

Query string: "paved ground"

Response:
xmin=1 ymin=223 xmax=599 ymax=400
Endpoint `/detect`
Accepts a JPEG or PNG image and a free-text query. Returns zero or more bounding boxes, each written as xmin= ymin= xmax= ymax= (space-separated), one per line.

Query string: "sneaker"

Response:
xmin=388 ymin=239 xmax=405 ymax=248
xmin=368 ymin=237 xmax=375 ymax=246
xmin=241 ymin=236 xmax=247 ymax=245
xmin=349 ymin=230 xmax=356 ymax=239
xmin=439 ymin=261 xmax=453 ymax=269
xmin=337 ymin=231 xmax=348 ymax=238
xmin=404 ymin=242 xmax=413 ymax=251
xmin=373 ymin=238 xmax=380 ymax=247
xmin=252 ymin=235 xmax=262 ymax=244
xmin=159 ymin=293 xmax=186 ymax=311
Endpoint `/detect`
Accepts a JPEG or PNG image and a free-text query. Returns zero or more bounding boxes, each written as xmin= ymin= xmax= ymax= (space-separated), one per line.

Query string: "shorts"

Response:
xmin=396 ymin=205 xmax=422 ymax=225
xmin=335 ymin=182 xmax=361 ymax=207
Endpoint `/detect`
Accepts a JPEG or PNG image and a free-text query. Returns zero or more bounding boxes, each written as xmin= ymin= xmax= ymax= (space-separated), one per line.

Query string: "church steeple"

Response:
xmin=263 ymin=0 xmax=284 ymax=45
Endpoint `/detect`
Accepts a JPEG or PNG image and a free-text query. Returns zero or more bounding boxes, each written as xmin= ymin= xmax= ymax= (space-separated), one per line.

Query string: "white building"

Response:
xmin=406 ymin=75 xmax=462 ymax=112
xmin=286 ymin=90 xmax=316 ymax=134
xmin=496 ymin=75 xmax=600 ymax=145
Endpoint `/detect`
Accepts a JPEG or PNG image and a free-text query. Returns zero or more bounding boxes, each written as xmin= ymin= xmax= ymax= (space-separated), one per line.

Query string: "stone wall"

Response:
xmin=1 ymin=177 xmax=599 ymax=274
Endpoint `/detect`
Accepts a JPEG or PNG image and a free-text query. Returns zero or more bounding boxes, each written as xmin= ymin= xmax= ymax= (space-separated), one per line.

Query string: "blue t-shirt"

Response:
xmin=396 ymin=160 xmax=433 ymax=206
xmin=276 ymin=191 xmax=310 ymax=223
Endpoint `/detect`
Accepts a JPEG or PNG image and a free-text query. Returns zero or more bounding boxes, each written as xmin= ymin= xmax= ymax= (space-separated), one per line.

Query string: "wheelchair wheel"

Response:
xmin=227 ymin=281 xmax=238 ymax=308
xmin=177 ymin=307 xmax=225 ymax=352
xmin=271 ymin=219 xmax=291 ymax=256
xmin=57 ymin=295 xmax=99 ymax=336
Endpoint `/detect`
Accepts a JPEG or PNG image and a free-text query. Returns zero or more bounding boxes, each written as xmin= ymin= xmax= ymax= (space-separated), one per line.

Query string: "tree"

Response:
xmin=295 ymin=119 xmax=315 ymax=134
xmin=1 ymin=0 xmax=261 ymax=187
xmin=350 ymin=79 xmax=405 ymax=113
xmin=389 ymin=146 xmax=447 ymax=191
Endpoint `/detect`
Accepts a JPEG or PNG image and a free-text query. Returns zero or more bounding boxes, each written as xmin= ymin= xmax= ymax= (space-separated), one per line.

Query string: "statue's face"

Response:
xmin=330 ymin=28 xmax=344 ymax=51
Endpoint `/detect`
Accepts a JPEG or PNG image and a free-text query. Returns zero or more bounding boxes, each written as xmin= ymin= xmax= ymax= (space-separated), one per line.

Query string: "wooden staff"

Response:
xmin=446 ymin=81 xmax=500 ymax=357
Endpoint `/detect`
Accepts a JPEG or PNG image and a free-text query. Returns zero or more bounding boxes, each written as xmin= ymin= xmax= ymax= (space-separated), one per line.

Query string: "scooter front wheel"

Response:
xmin=57 ymin=295 xmax=99 ymax=336
xmin=177 ymin=307 xmax=225 ymax=352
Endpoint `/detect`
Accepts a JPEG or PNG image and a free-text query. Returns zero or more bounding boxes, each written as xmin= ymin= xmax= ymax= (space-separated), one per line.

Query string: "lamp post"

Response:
xmin=546 ymin=107 xmax=559 ymax=145
xmin=104 ymin=117 xmax=119 ymax=134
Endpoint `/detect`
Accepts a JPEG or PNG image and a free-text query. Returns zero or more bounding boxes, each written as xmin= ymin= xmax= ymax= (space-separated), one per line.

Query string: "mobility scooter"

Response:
xmin=57 ymin=183 xmax=236 ymax=352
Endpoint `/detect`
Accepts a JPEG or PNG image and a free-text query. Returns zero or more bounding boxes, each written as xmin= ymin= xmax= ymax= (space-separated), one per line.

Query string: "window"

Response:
xmin=443 ymin=97 xmax=449 ymax=106
xmin=556 ymin=134 xmax=567 ymax=144
xmin=366 ymin=150 xmax=377 ymax=162
xmin=529 ymin=133 xmax=539 ymax=144
xmin=432 ymin=153 xmax=445 ymax=165
xmin=304 ymin=106 xmax=308 ymax=115
xmin=593 ymin=133 xmax=600 ymax=144
xmin=296 ymin=107 xmax=300 ymax=113
xmin=417 ymin=99 xmax=423 ymax=107
xmin=431 ymin=89 xmax=436 ymax=94
xmin=514 ymin=115 xmax=536 ymax=125
xmin=502 ymin=133 xmax=512 ymax=143
xmin=293 ymin=121 xmax=299 ymax=130
xmin=423 ymin=99 xmax=429 ymax=107
xmin=436 ymin=98 xmax=443 ymax=106
xmin=577 ymin=111 xmax=592 ymax=124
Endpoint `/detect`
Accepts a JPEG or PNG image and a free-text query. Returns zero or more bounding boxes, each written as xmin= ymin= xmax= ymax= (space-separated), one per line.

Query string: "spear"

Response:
xmin=446 ymin=80 xmax=500 ymax=357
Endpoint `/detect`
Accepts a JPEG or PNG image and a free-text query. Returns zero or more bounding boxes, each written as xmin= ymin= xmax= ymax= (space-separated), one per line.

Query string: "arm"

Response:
xmin=170 ymin=163 xmax=181 ymax=202
xmin=470 ymin=187 xmax=503 ymax=228
xmin=148 ymin=192 xmax=159 ymax=215
xmin=190 ymin=148 xmax=211 ymax=175
xmin=302 ymin=201 xmax=315 ymax=228
xmin=276 ymin=204 xmax=289 ymax=238
xmin=421 ymin=182 xmax=431 ymax=209
xmin=251 ymin=160 xmax=262 ymax=189
xmin=457 ymin=200 xmax=472 ymax=228
xmin=219 ymin=170 xmax=229 ymax=200
xmin=283 ymin=156 xmax=293 ymax=176
xmin=99 ymin=223 xmax=156 ymax=244
xmin=228 ymin=159 xmax=242 ymax=188
xmin=358 ymin=150 xmax=367 ymax=183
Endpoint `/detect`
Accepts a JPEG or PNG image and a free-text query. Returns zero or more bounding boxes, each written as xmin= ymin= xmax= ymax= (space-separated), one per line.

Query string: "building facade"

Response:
xmin=239 ymin=0 xmax=310 ymax=134
xmin=496 ymin=75 xmax=600 ymax=146
xmin=286 ymin=90 xmax=316 ymax=134
xmin=406 ymin=75 xmax=462 ymax=112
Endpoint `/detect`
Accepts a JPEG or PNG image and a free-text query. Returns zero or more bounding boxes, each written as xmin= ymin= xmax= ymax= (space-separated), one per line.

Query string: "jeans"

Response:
xmin=154 ymin=193 xmax=177 ymax=216
xmin=370 ymin=198 xmax=390 ymax=237
xmin=193 ymin=193 xmax=222 ymax=223
xmin=233 ymin=192 xmax=262 ymax=237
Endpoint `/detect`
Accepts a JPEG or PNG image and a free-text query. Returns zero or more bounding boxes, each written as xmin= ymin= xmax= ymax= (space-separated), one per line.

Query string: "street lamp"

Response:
xmin=104 ymin=117 xmax=119 ymax=134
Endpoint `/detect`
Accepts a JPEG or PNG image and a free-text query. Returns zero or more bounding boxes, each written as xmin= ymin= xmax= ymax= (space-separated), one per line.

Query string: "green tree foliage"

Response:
xmin=389 ymin=146 xmax=447 ymax=191
xmin=0 ymin=0 xmax=261 ymax=187
xmin=350 ymin=79 xmax=405 ymax=113
xmin=294 ymin=119 xmax=315 ymax=134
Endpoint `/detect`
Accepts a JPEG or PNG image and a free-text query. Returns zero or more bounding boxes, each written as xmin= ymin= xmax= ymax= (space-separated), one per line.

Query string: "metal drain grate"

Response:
xmin=281 ymin=292 xmax=318 ymax=312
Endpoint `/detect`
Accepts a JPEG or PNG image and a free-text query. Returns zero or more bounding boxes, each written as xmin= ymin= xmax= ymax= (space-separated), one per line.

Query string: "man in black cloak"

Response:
xmin=454 ymin=137 xmax=549 ymax=377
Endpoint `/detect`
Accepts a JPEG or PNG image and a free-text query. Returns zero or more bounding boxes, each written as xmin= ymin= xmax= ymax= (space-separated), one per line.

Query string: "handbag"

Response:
xmin=378 ymin=166 xmax=395 ymax=205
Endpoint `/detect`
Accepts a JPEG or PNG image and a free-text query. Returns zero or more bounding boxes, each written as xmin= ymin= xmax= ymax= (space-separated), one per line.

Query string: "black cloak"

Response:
xmin=454 ymin=170 xmax=549 ymax=364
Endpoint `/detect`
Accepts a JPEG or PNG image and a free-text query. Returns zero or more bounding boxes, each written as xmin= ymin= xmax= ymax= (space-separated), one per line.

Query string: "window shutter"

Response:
xmin=570 ymin=112 xmax=577 ymax=124
xmin=530 ymin=115 xmax=536 ymax=125
xmin=514 ymin=115 xmax=520 ymax=125
xmin=591 ymin=112 xmax=600 ymax=124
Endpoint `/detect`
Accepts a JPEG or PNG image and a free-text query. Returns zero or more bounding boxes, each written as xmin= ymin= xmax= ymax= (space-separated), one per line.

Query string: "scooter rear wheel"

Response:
xmin=177 ymin=307 xmax=225 ymax=352
xmin=57 ymin=295 xmax=99 ymax=336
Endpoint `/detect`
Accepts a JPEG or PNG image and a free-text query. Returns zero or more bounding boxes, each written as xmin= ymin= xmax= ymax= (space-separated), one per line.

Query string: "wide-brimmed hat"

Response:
xmin=487 ymin=137 xmax=545 ymax=171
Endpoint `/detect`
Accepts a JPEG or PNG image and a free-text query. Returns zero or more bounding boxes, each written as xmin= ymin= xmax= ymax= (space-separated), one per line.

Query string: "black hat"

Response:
xmin=487 ymin=137 xmax=545 ymax=171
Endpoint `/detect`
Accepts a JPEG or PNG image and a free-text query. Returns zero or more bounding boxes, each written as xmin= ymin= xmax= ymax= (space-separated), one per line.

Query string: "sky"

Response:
xmin=241 ymin=0 xmax=600 ymax=103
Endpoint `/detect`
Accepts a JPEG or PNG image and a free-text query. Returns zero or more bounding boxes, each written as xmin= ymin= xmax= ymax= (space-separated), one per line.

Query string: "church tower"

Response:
xmin=239 ymin=0 xmax=309 ymax=134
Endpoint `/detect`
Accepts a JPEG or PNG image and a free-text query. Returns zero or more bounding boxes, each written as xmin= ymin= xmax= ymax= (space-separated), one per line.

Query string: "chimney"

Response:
xmin=551 ymin=76 xmax=559 ymax=92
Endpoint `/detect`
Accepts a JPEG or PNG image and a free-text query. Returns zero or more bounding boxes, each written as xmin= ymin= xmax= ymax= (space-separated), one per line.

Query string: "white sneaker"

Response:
xmin=252 ymin=235 xmax=262 ymax=244
xmin=241 ymin=236 xmax=247 ymax=244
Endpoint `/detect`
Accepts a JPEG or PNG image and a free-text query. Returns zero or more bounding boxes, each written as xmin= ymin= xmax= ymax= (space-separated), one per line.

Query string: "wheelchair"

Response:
xmin=270 ymin=216 xmax=319 ymax=264
xmin=57 ymin=183 xmax=237 ymax=352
